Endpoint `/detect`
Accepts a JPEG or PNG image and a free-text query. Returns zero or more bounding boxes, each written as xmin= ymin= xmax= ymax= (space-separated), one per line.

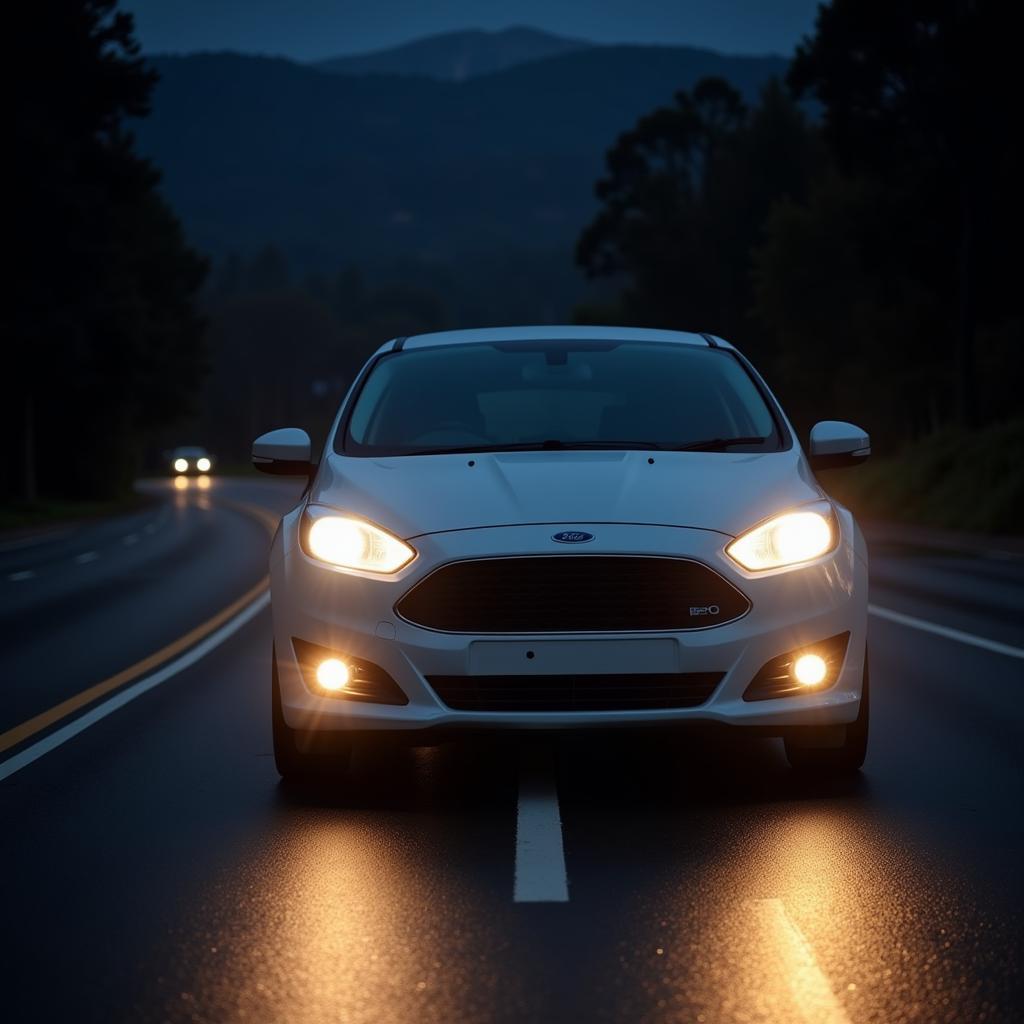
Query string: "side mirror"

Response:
xmin=252 ymin=427 xmax=314 ymax=476
xmin=808 ymin=421 xmax=871 ymax=471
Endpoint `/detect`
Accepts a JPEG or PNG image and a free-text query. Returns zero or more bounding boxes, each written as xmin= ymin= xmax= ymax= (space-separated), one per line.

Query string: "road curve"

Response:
xmin=1 ymin=479 xmax=1021 ymax=1023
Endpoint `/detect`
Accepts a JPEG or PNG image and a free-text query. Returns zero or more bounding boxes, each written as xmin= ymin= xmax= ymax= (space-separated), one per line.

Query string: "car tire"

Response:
xmin=272 ymin=644 xmax=352 ymax=780
xmin=783 ymin=654 xmax=870 ymax=773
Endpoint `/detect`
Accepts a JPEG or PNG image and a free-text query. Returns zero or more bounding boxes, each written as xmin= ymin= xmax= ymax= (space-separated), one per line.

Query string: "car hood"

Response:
xmin=312 ymin=448 xmax=823 ymax=539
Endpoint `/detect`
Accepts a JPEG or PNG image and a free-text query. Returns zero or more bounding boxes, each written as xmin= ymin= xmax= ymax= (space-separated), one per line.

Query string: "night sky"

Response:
xmin=125 ymin=0 xmax=821 ymax=60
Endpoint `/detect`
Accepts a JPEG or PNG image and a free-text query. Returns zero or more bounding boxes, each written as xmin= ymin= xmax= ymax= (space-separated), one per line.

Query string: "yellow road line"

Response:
xmin=0 ymin=576 xmax=269 ymax=755
xmin=0 ymin=497 xmax=281 ymax=757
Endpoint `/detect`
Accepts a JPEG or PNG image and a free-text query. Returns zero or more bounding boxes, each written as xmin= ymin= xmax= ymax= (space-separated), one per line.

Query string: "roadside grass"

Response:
xmin=820 ymin=418 xmax=1024 ymax=535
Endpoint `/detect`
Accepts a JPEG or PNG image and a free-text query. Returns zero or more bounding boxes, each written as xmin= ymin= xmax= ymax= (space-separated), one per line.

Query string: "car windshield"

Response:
xmin=340 ymin=340 xmax=783 ymax=456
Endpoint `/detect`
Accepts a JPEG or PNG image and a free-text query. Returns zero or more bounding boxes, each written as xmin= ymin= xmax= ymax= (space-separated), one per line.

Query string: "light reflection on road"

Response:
xmin=173 ymin=474 xmax=214 ymax=512
xmin=606 ymin=807 xmax=1013 ymax=1023
xmin=169 ymin=802 xmax=529 ymax=1024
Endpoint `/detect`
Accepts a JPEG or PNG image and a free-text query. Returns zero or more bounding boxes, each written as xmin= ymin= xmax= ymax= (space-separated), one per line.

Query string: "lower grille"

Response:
xmin=426 ymin=672 xmax=723 ymax=711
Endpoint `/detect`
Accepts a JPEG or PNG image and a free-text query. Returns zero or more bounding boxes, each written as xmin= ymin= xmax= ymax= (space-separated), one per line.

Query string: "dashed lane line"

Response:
xmin=515 ymin=745 xmax=569 ymax=903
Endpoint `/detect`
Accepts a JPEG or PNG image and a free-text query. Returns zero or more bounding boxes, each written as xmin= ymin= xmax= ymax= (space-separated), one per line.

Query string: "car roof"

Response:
xmin=374 ymin=325 xmax=733 ymax=354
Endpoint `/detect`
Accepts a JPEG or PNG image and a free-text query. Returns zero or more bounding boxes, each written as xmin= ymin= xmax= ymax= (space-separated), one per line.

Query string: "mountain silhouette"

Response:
xmin=314 ymin=26 xmax=592 ymax=81
xmin=139 ymin=39 xmax=789 ymax=319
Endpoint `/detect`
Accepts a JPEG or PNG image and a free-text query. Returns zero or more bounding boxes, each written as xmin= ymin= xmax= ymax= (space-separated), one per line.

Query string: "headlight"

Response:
xmin=173 ymin=458 xmax=188 ymax=472
xmin=302 ymin=507 xmax=415 ymax=574
xmin=726 ymin=502 xmax=837 ymax=571
xmin=196 ymin=457 xmax=211 ymax=472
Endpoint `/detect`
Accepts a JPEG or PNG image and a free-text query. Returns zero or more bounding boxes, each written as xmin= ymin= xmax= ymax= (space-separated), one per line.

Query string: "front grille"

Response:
xmin=427 ymin=672 xmax=724 ymax=711
xmin=396 ymin=556 xmax=749 ymax=633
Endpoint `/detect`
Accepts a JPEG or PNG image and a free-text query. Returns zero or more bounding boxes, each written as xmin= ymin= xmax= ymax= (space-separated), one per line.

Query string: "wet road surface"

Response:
xmin=1 ymin=477 xmax=1021 ymax=1022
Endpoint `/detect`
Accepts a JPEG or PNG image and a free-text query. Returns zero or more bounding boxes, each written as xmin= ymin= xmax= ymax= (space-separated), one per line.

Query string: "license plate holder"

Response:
xmin=467 ymin=638 xmax=679 ymax=676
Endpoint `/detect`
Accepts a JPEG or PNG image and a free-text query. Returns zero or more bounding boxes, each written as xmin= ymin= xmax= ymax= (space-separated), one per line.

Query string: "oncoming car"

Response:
xmin=254 ymin=326 xmax=871 ymax=779
xmin=169 ymin=446 xmax=213 ymax=476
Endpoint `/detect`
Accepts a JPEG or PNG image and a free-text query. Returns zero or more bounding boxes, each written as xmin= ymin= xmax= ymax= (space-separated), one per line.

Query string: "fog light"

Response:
xmin=315 ymin=658 xmax=350 ymax=692
xmin=792 ymin=653 xmax=827 ymax=686
xmin=173 ymin=458 xmax=188 ymax=472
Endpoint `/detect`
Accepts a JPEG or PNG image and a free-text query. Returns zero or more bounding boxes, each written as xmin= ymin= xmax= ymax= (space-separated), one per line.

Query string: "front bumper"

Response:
xmin=270 ymin=510 xmax=868 ymax=735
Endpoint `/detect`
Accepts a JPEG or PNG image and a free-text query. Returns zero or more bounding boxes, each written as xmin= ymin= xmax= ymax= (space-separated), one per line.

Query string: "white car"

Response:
xmin=255 ymin=326 xmax=871 ymax=779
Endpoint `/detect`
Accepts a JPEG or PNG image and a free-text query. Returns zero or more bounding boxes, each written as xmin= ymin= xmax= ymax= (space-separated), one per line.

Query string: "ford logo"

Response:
xmin=552 ymin=530 xmax=595 ymax=544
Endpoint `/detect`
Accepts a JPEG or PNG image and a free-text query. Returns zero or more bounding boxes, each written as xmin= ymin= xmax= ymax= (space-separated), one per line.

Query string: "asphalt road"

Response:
xmin=1 ymin=477 xmax=1022 ymax=1023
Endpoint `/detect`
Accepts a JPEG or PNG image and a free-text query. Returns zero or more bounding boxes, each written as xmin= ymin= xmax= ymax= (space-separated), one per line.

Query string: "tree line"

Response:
xmin=4 ymin=0 xmax=206 ymax=503
xmin=577 ymin=0 xmax=1020 ymax=448
xmin=6 ymin=0 xmax=1018 ymax=509
xmin=3 ymin=1 xmax=448 ymax=501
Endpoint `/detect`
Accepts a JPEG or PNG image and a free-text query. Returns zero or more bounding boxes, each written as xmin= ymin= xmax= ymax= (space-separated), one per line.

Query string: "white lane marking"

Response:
xmin=514 ymin=746 xmax=569 ymax=903
xmin=74 ymin=551 xmax=99 ymax=564
xmin=0 ymin=592 xmax=269 ymax=783
xmin=747 ymin=899 xmax=852 ymax=1024
xmin=7 ymin=570 xmax=36 ymax=582
xmin=123 ymin=534 xmax=139 ymax=546
xmin=869 ymin=603 xmax=1024 ymax=660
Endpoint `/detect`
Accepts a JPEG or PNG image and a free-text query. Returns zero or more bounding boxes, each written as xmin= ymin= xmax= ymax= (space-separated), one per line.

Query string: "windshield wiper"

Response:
xmin=669 ymin=436 xmax=769 ymax=452
xmin=403 ymin=439 xmax=676 ymax=455
xmin=525 ymin=438 xmax=771 ymax=452
xmin=401 ymin=436 xmax=769 ymax=456
xmin=401 ymin=441 xmax=564 ymax=456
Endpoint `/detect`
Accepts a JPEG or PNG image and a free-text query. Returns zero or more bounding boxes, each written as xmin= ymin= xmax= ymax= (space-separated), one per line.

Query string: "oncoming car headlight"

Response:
xmin=726 ymin=502 xmax=837 ymax=572
xmin=301 ymin=507 xmax=415 ymax=574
